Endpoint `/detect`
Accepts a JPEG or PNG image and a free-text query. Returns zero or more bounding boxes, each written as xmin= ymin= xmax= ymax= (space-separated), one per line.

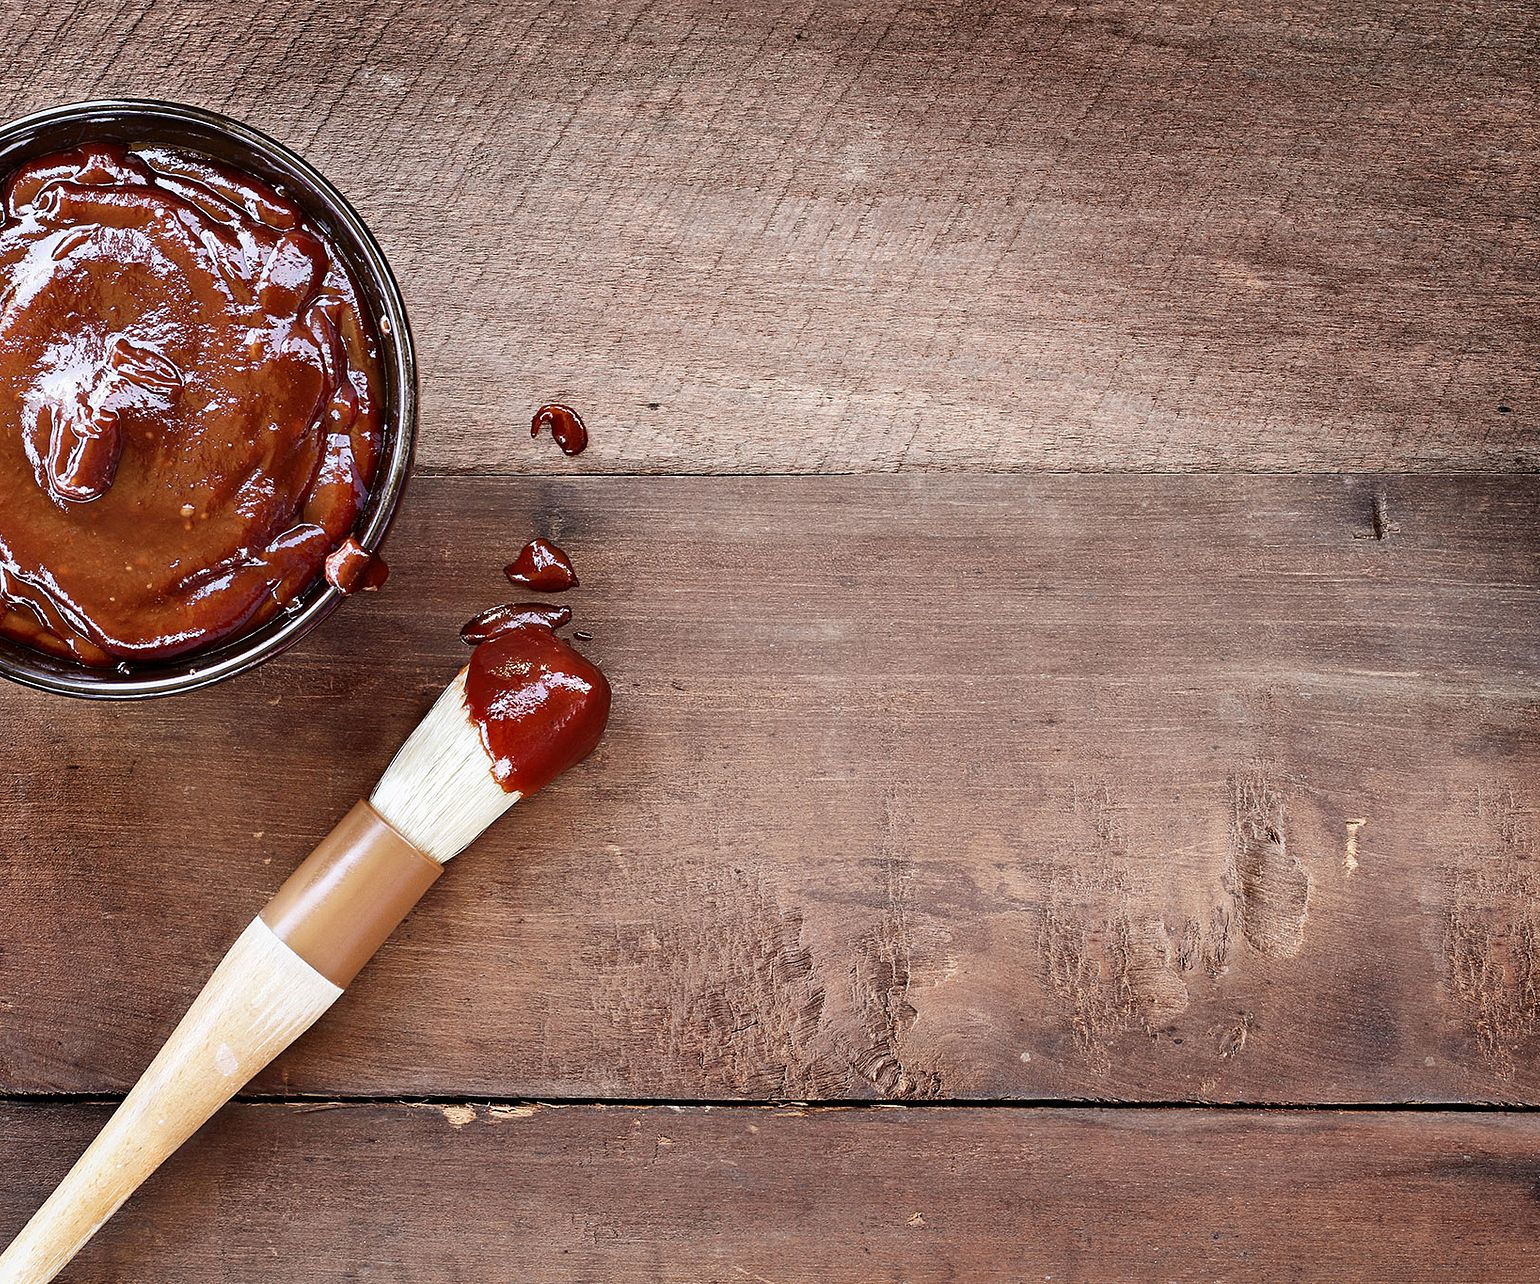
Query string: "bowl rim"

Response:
xmin=0 ymin=98 xmax=417 ymax=700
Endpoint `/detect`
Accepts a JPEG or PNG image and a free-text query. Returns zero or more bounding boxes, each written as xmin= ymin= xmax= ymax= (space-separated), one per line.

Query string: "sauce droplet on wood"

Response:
xmin=504 ymin=538 xmax=578 ymax=591
xmin=530 ymin=403 xmax=588 ymax=456
xmin=460 ymin=601 xmax=571 ymax=646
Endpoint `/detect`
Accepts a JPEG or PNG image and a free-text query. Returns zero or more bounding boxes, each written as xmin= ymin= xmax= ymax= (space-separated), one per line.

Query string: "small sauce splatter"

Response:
xmin=323 ymin=538 xmax=389 ymax=593
xmin=461 ymin=603 xmax=610 ymax=796
xmin=530 ymin=403 xmax=588 ymax=456
xmin=505 ymin=538 xmax=578 ymax=592
xmin=460 ymin=601 xmax=570 ymax=645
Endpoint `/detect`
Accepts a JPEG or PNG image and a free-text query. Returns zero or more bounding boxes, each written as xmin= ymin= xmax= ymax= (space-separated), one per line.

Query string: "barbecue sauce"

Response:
xmin=461 ymin=603 xmax=610 ymax=796
xmin=0 ymin=144 xmax=383 ymax=665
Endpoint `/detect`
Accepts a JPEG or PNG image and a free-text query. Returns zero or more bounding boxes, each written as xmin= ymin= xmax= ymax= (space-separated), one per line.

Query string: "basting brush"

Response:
xmin=0 ymin=608 xmax=609 ymax=1284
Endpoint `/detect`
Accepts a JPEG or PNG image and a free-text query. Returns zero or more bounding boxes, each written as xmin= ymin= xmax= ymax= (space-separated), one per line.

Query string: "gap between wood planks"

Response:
xmin=3 ymin=1092 xmax=1539 ymax=1115
xmin=413 ymin=466 xmax=1540 ymax=480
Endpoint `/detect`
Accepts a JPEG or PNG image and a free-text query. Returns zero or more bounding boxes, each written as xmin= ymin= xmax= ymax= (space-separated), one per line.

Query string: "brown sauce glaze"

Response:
xmin=461 ymin=605 xmax=610 ymax=796
xmin=323 ymin=537 xmax=389 ymax=593
xmin=530 ymin=403 xmax=588 ymax=456
xmin=504 ymin=537 xmax=578 ymax=592
xmin=0 ymin=144 xmax=383 ymax=666
xmin=460 ymin=601 xmax=570 ymax=646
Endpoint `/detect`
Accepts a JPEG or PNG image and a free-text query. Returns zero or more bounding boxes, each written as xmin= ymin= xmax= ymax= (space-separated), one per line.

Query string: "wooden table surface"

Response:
xmin=2 ymin=1 xmax=1536 ymax=1279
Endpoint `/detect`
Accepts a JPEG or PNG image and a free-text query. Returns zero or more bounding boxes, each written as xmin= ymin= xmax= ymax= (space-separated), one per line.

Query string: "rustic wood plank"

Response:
xmin=2 ymin=475 xmax=1535 ymax=1103
xmin=2 ymin=0 xmax=1533 ymax=473
xmin=3 ymin=1102 xmax=1539 ymax=1281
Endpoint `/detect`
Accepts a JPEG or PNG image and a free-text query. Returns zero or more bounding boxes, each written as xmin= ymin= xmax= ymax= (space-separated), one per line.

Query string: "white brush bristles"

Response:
xmin=370 ymin=668 xmax=520 ymax=863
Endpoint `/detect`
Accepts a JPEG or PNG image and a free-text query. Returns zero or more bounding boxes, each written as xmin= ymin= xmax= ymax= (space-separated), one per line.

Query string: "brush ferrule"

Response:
xmin=259 ymin=801 xmax=443 ymax=987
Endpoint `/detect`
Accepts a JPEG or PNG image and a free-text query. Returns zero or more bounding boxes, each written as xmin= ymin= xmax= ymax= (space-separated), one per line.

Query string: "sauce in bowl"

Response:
xmin=0 ymin=143 xmax=383 ymax=666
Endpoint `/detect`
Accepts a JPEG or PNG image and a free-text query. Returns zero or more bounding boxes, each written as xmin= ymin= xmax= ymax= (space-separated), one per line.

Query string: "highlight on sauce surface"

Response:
xmin=461 ymin=600 xmax=610 ymax=797
xmin=0 ymin=143 xmax=384 ymax=667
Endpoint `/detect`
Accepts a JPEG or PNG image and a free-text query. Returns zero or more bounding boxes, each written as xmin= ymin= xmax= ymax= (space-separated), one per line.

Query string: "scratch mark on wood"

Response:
xmin=1226 ymin=768 xmax=1310 ymax=958
xmin=587 ymin=864 xmax=836 ymax=1097
xmin=1042 ymin=898 xmax=1190 ymax=1073
xmin=1218 ymin=1012 xmax=1253 ymax=1058
xmin=1445 ymin=789 xmax=1540 ymax=1078
xmin=1344 ymin=818 xmax=1367 ymax=874
xmin=1039 ymin=781 xmax=1194 ymax=1071
xmin=441 ymin=1104 xmax=477 ymax=1129
xmin=1355 ymin=493 xmax=1397 ymax=541
xmin=1371 ymin=493 xmax=1394 ymax=541
xmin=846 ymin=788 xmax=945 ymax=1098
xmin=1174 ymin=907 xmax=1232 ymax=979
xmin=487 ymin=1104 xmax=539 ymax=1121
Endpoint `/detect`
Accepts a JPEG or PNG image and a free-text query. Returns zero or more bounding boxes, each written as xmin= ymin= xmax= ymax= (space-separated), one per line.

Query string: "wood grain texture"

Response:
xmin=3 ymin=1102 xmax=1540 ymax=1281
xmin=2 ymin=3 xmax=1534 ymax=1273
xmin=1 ymin=0 xmax=1533 ymax=473
xmin=2 ymin=475 xmax=1535 ymax=1104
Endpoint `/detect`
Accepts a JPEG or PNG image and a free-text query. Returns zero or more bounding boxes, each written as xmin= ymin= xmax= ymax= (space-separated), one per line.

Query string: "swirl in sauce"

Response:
xmin=0 ymin=144 xmax=382 ymax=666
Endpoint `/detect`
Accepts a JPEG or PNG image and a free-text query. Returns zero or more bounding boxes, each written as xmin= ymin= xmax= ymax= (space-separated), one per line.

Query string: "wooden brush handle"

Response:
xmin=0 ymin=802 xmax=442 ymax=1284
xmin=0 ymin=918 xmax=340 ymax=1283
